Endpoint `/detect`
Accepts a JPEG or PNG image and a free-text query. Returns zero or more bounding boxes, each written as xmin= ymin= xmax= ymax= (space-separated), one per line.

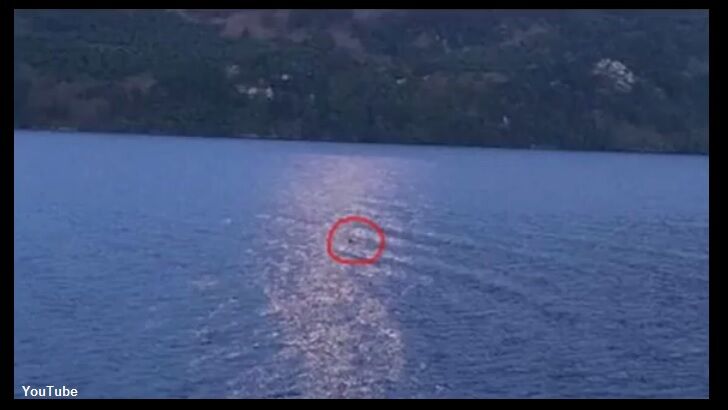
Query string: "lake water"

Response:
xmin=13 ymin=130 xmax=709 ymax=398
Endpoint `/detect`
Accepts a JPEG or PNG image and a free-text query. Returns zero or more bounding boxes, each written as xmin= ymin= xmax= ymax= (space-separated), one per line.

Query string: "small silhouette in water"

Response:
xmin=348 ymin=238 xmax=355 ymax=244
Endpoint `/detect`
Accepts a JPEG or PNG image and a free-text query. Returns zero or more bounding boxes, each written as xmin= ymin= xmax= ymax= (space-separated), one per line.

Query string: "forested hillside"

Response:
xmin=14 ymin=10 xmax=709 ymax=153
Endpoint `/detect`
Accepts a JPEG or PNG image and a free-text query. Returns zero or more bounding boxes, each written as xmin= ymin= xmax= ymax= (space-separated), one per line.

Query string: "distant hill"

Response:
xmin=14 ymin=9 xmax=708 ymax=153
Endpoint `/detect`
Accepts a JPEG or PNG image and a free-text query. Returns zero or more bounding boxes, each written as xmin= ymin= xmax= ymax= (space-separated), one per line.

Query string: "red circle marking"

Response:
xmin=326 ymin=215 xmax=386 ymax=266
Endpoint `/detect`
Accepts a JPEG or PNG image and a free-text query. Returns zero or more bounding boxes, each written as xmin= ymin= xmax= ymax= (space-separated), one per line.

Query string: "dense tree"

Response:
xmin=13 ymin=9 xmax=708 ymax=154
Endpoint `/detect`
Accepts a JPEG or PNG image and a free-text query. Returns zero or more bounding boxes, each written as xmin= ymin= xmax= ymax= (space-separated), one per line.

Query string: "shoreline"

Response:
xmin=13 ymin=127 xmax=709 ymax=157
